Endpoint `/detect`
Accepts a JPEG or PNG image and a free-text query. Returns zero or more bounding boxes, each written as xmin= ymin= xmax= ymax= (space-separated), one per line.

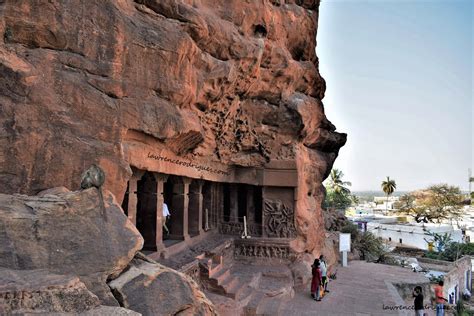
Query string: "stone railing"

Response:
xmin=233 ymin=238 xmax=295 ymax=261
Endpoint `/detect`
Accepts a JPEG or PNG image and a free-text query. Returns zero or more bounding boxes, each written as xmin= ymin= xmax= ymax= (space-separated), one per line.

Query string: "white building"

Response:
xmin=373 ymin=196 xmax=399 ymax=212
xmin=367 ymin=222 xmax=463 ymax=250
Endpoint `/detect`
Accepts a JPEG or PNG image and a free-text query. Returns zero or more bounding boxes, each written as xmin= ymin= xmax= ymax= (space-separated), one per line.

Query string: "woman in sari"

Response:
xmin=311 ymin=259 xmax=322 ymax=301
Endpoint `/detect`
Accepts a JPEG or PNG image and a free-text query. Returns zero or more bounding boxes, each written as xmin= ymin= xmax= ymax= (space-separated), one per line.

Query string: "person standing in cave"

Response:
xmin=311 ymin=259 xmax=323 ymax=301
xmin=162 ymin=202 xmax=170 ymax=235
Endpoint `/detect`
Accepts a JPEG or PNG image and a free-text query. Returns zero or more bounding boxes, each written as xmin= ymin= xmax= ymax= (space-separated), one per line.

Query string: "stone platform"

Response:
xmin=153 ymin=233 xmax=433 ymax=316
xmin=208 ymin=260 xmax=432 ymax=316
xmin=279 ymin=261 xmax=431 ymax=316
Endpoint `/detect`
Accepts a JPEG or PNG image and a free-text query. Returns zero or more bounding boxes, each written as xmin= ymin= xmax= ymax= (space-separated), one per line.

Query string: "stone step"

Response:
xmin=225 ymin=277 xmax=247 ymax=298
xmin=211 ymin=265 xmax=230 ymax=281
xmin=256 ymin=296 xmax=284 ymax=316
xmin=235 ymin=283 xmax=254 ymax=302
xmin=220 ymin=274 xmax=238 ymax=289
xmin=243 ymin=291 xmax=265 ymax=316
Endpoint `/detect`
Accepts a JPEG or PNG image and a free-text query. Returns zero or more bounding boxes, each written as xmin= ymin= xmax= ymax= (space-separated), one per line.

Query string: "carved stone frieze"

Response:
xmin=263 ymin=199 xmax=296 ymax=238
xmin=218 ymin=221 xmax=261 ymax=236
xmin=233 ymin=240 xmax=294 ymax=260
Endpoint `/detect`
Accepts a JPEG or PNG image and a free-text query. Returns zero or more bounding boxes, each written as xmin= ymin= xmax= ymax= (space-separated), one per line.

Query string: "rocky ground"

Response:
xmin=0 ymin=188 xmax=216 ymax=315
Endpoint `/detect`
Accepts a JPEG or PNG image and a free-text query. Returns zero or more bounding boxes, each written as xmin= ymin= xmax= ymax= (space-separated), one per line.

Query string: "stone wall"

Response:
xmin=0 ymin=0 xmax=346 ymax=258
xmin=441 ymin=256 xmax=471 ymax=303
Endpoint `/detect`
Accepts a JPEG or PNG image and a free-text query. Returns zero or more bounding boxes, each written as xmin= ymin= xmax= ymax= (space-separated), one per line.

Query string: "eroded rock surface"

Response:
xmin=109 ymin=256 xmax=217 ymax=316
xmin=0 ymin=188 xmax=143 ymax=305
xmin=0 ymin=268 xmax=100 ymax=314
xmin=0 ymin=0 xmax=345 ymax=274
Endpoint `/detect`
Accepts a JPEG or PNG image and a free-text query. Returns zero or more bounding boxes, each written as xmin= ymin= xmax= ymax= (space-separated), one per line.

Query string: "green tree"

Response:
xmin=324 ymin=187 xmax=352 ymax=209
xmin=398 ymin=184 xmax=465 ymax=223
xmin=350 ymin=194 xmax=360 ymax=206
xmin=328 ymin=169 xmax=352 ymax=194
xmin=393 ymin=194 xmax=415 ymax=210
xmin=324 ymin=169 xmax=352 ymax=209
xmin=423 ymin=231 xmax=452 ymax=252
xmin=381 ymin=176 xmax=396 ymax=214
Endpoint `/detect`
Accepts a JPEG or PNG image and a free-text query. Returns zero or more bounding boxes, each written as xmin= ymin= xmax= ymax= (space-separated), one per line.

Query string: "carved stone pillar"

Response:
xmin=247 ymin=186 xmax=255 ymax=224
xmin=127 ymin=171 xmax=143 ymax=226
xmin=188 ymin=180 xmax=204 ymax=236
xmin=169 ymin=177 xmax=191 ymax=241
xmin=229 ymin=184 xmax=238 ymax=222
xmin=261 ymin=187 xmax=268 ymax=238
xmin=153 ymin=173 xmax=168 ymax=253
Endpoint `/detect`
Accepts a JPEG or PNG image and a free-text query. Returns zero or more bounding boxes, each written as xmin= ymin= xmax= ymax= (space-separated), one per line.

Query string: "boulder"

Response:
xmin=0 ymin=268 xmax=99 ymax=314
xmin=0 ymin=188 xmax=143 ymax=305
xmin=290 ymin=253 xmax=313 ymax=289
xmin=109 ymin=256 xmax=216 ymax=316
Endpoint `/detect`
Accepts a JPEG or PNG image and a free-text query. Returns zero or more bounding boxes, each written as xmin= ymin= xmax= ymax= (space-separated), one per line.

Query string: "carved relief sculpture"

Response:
xmin=263 ymin=199 xmax=297 ymax=238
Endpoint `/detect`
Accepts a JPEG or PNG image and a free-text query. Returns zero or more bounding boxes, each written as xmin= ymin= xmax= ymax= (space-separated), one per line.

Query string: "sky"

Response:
xmin=317 ymin=0 xmax=473 ymax=192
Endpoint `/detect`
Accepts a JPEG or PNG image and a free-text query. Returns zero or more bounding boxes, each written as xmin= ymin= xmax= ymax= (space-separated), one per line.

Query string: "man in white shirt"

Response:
xmin=163 ymin=203 xmax=170 ymax=235
xmin=319 ymin=255 xmax=329 ymax=293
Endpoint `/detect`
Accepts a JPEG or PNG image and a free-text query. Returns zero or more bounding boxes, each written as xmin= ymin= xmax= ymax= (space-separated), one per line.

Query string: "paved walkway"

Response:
xmin=279 ymin=260 xmax=432 ymax=316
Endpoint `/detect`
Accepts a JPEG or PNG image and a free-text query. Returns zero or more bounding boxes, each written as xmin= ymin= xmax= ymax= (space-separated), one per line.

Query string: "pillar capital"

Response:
xmin=182 ymin=177 xmax=193 ymax=185
xmin=153 ymin=172 xmax=169 ymax=182
xmin=131 ymin=168 xmax=145 ymax=180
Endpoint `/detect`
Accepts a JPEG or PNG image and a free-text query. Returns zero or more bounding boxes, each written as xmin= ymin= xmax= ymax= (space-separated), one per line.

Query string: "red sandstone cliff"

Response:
xmin=0 ymin=0 xmax=345 ymax=258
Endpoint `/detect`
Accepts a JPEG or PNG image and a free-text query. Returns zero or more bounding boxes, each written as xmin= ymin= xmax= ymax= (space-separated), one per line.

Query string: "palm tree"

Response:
xmin=381 ymin=176 xmax=396 ymax=214
xmin=329 ymin=169 xmax=352 ymax=194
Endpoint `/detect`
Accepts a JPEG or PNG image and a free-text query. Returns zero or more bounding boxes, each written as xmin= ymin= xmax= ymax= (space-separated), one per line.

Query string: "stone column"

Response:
xmin=153 ymin=173 xmax=168 ymax=253
xmin=127 ymin=172 xmax=142 ymax=226
xmin=261 ymin=187 xmax=267 ymax=237
xmin=188 ymin=180 xmax=204 ymax=236
xmin=182 ymin=178 xmax=191 ymax=241
xmin=218 ymin=183 xmax=224 ymax=224
xmin=247 ymin=186 xmax=255 ymax=224
xmin=169 ymin=177 xmax=191 ymax=241
xmin=229 ymin=184 xmax=239 ymax=222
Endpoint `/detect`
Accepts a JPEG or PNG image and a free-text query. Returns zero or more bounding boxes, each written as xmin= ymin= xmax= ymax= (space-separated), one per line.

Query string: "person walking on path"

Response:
xmin=311 ymin=259 xmax=323 ymax=301
xmin=413 ymin=286 xmax=424 ymax=316
xmin=319 ymin=255 xmax=329 ymax=293
xmin=434 ymin=280 xmax=448 ymax=316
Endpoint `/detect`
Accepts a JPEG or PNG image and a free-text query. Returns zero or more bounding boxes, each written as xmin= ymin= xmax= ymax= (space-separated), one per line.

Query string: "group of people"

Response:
xmin=310 ymin=257 xmax=448 ymax=316
xmin=412 ymin=280 xmax=449 ymax=316
xmin=310 ymin=255 xmax=329 ymax=301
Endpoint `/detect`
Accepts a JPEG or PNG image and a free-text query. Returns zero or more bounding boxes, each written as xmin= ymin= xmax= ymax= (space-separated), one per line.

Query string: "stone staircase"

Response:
xmin=208 ymin=264 xmax=260 ymax=301
xmin=205 ymin=263 xmax=294 ymax=316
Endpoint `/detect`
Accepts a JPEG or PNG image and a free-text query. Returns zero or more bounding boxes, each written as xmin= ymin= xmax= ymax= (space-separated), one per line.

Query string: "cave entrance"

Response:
xmin=136 ymin=171 xmax=157 ymax=251
xmin=218 ymin=184 xmax=263 ymax=236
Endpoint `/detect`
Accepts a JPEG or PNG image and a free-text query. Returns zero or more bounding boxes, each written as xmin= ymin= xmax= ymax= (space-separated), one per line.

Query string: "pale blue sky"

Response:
xmin=317 ymin=0 xmax=473 ymax=191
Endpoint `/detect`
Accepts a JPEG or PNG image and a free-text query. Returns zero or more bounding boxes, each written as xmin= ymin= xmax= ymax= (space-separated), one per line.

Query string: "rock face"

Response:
xmin=0 ymin=187 xmax=143 ymax=305
xmin=109 ymin=256 xmax=216 ymax=316
xmin=0 ymin=268 xmax=100 ymax=314
xmin=0 ymin=0 xmax=345 ymax=267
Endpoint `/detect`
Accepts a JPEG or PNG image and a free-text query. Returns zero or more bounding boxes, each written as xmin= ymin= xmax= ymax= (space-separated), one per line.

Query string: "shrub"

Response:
xmin=358 ymin=231 xmax=386 ymax=261
xmin=341 ymin=222 xmax=360 ymax=243
xmin=424 ymin=242 xmax=474 ymax=262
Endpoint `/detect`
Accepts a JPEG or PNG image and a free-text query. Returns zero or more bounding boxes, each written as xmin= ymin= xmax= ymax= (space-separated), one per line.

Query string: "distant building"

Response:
xmin=348 ymin=214 xmax=399 ymax=233
xmin=368 ymin=222 xmax=463 ymax=250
